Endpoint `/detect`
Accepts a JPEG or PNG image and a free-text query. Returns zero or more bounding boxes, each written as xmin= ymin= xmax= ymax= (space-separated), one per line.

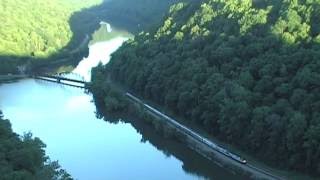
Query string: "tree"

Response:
xmin=0 ymin=112 xmax=72 ymax=179
xmin=92 ymin=0 xmax=320 ymax=176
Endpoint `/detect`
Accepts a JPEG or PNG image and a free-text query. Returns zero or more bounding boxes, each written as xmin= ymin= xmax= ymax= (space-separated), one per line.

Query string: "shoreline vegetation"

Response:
xmin=0 ymin=0 xmax=192 ymax=179
xmin=0 ymin=0 xmax=103 ymax=74
xmin=0 ymin=0 xmax=186 ymax=75
xmin=90 ymin=85 xmax=246 ymax=180
xmin=88 ymin=70 xmax=305 ymax=180
xmin=90 ymin=0 xmax=320 ymax=179
xmin=2 ymin=0 xmax=319 ymax=179
xmin=0 ymin=1 xmax=102 ymax=177
xmin=0 ymin=112 xmax=72 ymax=179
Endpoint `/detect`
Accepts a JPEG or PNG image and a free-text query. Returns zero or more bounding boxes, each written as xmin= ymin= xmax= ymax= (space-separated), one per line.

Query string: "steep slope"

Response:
xmin=0 ymin=0 xmax=101 ymax=58
xmin=97 ymin=0 xmax=188 ymax=33
xmin=0 ymin=0 xmax=188 ymax=74
xmin=94 ymin=0 xmax=320 ymax=176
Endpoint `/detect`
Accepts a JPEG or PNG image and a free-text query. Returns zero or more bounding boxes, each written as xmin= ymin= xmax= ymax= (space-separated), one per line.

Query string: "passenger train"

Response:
xmin=125 ymin=92 xmax=247 ymax=164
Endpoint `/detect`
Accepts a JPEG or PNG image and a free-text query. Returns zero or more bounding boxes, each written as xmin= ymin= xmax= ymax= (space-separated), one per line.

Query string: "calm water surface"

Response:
xmin=0 ymin=23 xmax=247 ymax=180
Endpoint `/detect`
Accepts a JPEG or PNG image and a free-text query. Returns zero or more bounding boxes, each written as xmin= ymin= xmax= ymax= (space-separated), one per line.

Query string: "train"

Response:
xmin=125 ymin=92 xmax=247 ymax=164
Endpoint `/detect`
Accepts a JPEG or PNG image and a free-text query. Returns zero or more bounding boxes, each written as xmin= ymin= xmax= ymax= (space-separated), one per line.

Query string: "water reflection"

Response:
xmin=0 ymin=23 xmax=248 ymax=180
xmin=0 ymin=79 xmax=203 ymax=180
xmin=73 ymin=23 xmax=132 ymax=81
xmin=93 ymin=102 xmax=249 ymax=180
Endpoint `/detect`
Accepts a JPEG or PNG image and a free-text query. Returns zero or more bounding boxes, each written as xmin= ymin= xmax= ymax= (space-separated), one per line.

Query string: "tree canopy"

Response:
xmin=0 ymin=111 xmax=72 ymax=180
xmin=0 ymin=0 xmax=101 ymax=58
xmin=93 ymin=0 xmax=320 ymax=177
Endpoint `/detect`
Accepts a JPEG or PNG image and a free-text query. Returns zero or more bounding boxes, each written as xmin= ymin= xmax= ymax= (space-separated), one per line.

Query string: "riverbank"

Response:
xmin=130 ymin=92 xmax=316 ymax=180
xmin=125 ymin=93 xmax=285 ymax=180
xmin=0 ymin=34 xmax=90 ymax=77
xmin=0 ymin=75 xmax=28 ymax=83
xmin=88 ymin=74 xmax=290 ymax=180
xmin=0 ymin=22 xmax=241 ymax=179
xmin=29 ymin=34 xmax=91 ymax=74
xmin=0 ymin=111 xmax=72 ymax=179
xmin=124 ymin=91 xmax=317 ymax=180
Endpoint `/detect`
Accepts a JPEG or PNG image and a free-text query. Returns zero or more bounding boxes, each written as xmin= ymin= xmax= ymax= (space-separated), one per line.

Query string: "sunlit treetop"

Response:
xmin=100 ymin=0 xmax=320 ymax=177
xmin=0 ymin=0 xmax=102 ymax=58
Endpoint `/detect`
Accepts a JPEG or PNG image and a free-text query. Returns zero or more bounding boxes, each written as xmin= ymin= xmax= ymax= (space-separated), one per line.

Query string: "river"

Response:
xmin=0 ymin=23 xmax=248 ymax=180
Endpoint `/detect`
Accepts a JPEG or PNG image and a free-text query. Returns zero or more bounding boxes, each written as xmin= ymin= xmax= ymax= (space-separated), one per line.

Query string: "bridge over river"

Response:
xmin=0 ymin=72 xmax=284 ymax=180
xmin=0 ymin=73 xmax=88 ymax=88
xmin=33 ymin=74 xmax=88 ymax=88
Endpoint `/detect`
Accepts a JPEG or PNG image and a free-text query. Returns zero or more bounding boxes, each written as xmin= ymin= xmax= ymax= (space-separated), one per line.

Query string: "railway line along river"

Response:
xmin=0 ymin=23 xmax=249 ymax=180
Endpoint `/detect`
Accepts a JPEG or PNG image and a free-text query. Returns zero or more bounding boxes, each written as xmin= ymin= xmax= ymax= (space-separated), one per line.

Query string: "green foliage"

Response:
xmin=99 ymin=0 xmax=186 ymax=34
xmin=0 ymin=0 xmax=184 ymax=74
xmin=0 ymin=0 xmax=101 ymax=58
xmin=0 ymin=111 xmax=72 ymax=179
xmin=89 ymin=64 xmax=128 ymax=114
xmin=93 ymin=0 xmax=320 ymax=176
xmin=174 ymin=31 xmax=184 ymax=40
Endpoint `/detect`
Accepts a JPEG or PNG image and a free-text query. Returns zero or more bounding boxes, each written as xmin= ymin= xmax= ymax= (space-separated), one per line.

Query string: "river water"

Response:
xmin=0 ymin=23 xmax=247 ymax=180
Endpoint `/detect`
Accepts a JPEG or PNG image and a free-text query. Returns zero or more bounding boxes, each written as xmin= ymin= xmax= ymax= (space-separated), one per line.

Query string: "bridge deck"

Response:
xmin=38 ymin=75 xmax=87 ymax=84
xmin=35 ymin=77 xmax=86 ymax=88
xmin=34 ymin=74 xmax=87 ymax=88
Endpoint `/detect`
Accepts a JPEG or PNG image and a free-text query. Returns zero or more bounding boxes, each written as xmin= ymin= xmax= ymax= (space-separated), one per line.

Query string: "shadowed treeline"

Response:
xmin=91 ymin=0 xmax=320 ymax=179
xmin=0 ymin=111 xmax=73 ymax=179
xmin=0 ymin=0 xmax=185 ymax=74
xmin=92 ymin=99 xmax=249 ymax=180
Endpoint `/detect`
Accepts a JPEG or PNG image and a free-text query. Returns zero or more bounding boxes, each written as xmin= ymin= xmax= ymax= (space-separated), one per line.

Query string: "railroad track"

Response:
xmin=126 ymin=92 xmax=286 ymax=180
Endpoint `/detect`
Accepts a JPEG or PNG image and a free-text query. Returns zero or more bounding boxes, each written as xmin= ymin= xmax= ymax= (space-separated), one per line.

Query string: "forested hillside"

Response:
xmin=93 ymin=0 xmax=320 ymax=176
xmin=0 ymin=0 xmax=101 ymax=58
xmin=0 ymin=0 xmax=187 ymax=74
xmin=0 ymin=112 xmax=71 ymax=179
xmin=97 ymin=0 xmax=188 ymax=33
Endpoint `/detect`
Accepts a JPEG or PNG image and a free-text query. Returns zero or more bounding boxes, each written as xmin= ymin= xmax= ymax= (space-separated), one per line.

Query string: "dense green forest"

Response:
xmin=0 ymin=0 xmax=101 ymax=58
xmin=0 ymin=0 xmax=186 ymax=74
xmin=95 ymin=0 xmax=188 ymax=33
xmin=91 ymin=0 xmax=320 ymax=176
xmin=0 ymin=0 xmax=102 ymax=74
xmin=0 ymin=111 xmax=72 ymax=179
xmin=0 ymin=0 xmax=186 ymax=58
